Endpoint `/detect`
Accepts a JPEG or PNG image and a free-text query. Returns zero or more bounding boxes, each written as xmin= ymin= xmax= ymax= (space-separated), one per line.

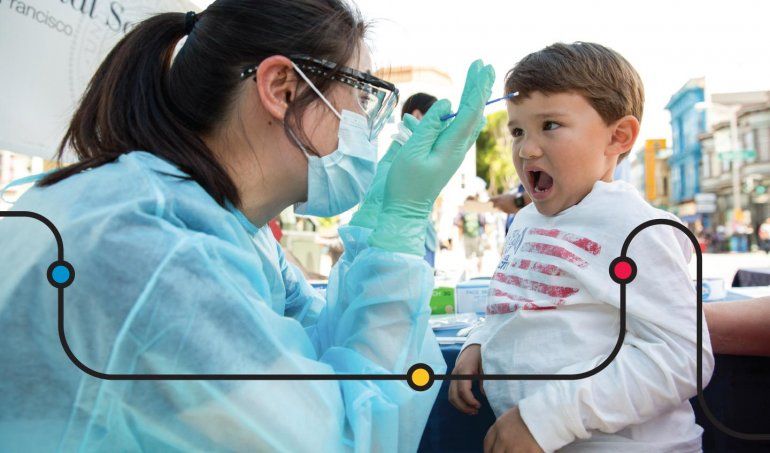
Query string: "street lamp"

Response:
xmin=694 ymin=101 xmax=744 ymax=228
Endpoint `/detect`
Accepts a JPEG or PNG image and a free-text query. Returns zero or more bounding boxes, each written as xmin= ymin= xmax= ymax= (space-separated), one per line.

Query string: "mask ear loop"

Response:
xmin=291 ymin=62 xmax=342 ymax=121
xmin=286 ymin=127 xmax=313 ymax=159
xmin=288 ymin=62 xmax=348 ymax=159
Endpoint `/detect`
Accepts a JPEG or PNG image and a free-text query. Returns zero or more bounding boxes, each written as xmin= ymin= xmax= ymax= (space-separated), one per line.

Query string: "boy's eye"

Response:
xmin=543 ymin=121 xmax=560 ymax=131
xmin=511 ymin=128 xmax=524 ymax=137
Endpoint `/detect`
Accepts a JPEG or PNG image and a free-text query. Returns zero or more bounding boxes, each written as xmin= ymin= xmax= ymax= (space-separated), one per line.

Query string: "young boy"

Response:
xmin=448 ymin=42 xmax=715 ymax=452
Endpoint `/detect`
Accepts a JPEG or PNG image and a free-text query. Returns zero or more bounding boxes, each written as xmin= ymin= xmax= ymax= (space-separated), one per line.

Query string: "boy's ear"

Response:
xmin=606 ymin=115 xmax=640 ymax=157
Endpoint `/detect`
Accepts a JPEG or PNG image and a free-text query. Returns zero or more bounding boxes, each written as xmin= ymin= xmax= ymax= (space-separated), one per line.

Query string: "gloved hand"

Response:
xmin=349 ymin=114 xmax=420 ymax=230
xmin=369 ymin=60 xmax=495 ymax=255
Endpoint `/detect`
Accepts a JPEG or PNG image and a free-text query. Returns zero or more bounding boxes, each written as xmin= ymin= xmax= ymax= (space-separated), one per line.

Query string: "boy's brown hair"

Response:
xmin=504 ymin=42 xmax=644 ymax=162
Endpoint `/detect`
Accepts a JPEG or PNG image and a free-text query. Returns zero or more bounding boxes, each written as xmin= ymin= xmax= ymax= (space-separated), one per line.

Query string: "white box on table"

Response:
xmin=455 ymin=278 xmax=491 ymax=315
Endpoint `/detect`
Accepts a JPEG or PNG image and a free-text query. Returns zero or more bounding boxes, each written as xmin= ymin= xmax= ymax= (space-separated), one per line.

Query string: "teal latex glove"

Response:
xmin=369 ymin=60 xmax=495 ymax=255
xmin=349 ymin=114 xmax=420 ymax=230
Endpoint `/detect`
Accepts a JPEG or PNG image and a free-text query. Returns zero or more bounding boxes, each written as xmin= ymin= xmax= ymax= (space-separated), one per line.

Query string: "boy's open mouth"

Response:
xmin=529 ymin=170 xmax=554 ymax=195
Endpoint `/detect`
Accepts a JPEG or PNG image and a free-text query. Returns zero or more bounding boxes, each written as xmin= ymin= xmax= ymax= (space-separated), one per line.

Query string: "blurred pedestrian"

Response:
xmin=455 ymin=195 xmax=486 ymax=275
xmin=759 ymin=217 xmax=770 ymax=253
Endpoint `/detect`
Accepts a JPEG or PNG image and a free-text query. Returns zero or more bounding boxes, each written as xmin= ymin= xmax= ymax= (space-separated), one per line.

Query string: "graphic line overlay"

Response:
xmin=2 ymin=212 xmax=767 ymax=439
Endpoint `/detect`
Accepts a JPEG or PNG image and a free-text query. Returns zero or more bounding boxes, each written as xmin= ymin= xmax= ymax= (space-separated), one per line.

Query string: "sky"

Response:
xmin=197 ymin=0 xmax=770 ymax=146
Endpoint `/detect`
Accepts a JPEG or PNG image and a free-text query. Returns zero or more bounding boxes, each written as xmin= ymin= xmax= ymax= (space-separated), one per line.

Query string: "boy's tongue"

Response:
xmin=536 ymin=172 xmax=554 ymax=191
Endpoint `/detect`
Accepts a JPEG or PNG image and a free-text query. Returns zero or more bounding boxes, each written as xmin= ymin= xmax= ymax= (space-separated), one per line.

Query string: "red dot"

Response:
xmin=613 ymin=261 xmax=632 ymax=280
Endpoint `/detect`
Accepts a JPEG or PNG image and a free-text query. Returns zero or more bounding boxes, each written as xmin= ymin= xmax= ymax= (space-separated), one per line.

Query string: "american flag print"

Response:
xmin=487 ymin=227 xmax=602 ymax=315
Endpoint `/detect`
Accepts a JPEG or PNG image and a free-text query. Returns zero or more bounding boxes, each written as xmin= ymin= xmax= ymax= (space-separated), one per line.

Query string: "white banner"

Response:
xmin=0 ymin=0 xmax=197 ymax=159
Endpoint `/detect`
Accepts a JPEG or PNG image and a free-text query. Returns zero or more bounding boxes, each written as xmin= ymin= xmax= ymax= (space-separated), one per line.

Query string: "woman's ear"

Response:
xmin=606 ymin=115 xmax=640 ymax=158
xmin=254 ymin=55 xmax=298 ymax=121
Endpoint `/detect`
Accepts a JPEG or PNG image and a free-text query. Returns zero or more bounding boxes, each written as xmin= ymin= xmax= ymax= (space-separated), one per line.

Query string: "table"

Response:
xmin=420 ymin=294 xmax=770 ymax=452
xmin=732 ymin=267 xmax=770 ymax=287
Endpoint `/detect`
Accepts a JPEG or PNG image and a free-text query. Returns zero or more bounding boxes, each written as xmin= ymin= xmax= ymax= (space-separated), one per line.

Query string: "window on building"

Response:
xmin=757 ymin=127 xmax=770 ymax=161
xmin=744 ymin=130 xmax=757 ymax=163
xmin=681 ymin=165 xmax=687 ymax=199
xmin=686 ymin=113 xmax=698 ymax=149
xmin=673 ymin=167 xmax=681 ymax=201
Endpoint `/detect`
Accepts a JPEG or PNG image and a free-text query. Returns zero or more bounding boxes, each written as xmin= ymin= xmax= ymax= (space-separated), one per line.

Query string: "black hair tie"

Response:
xmin=184 ymin=11 xmax=197 ymax=34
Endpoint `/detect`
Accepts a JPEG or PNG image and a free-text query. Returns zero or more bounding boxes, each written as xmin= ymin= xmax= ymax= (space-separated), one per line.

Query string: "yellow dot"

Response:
xmin=411 ymin=368 xmax=430 ymax=387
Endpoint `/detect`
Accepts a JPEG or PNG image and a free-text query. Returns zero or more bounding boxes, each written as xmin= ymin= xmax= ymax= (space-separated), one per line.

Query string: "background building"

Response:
xmin=633 ymin=139 xmax=672 ymax=211
xmin=665 ymin=78 xmax=707 ymax=224
xmin=699 ymin=91 xmax=770 ymax=240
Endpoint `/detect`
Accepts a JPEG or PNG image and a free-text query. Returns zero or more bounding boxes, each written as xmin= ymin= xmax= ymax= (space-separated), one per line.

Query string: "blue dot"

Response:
xmin=52 ymin=265 xmax=71 ymax=284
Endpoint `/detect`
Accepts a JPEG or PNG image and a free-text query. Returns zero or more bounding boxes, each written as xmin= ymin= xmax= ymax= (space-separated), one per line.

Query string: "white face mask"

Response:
xmin=291 ymin=63 xmax=378 ymax=218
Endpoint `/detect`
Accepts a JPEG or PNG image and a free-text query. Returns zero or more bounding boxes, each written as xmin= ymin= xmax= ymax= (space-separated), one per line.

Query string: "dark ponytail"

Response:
xmin=39 ymin=0 xmax=368 ymax=207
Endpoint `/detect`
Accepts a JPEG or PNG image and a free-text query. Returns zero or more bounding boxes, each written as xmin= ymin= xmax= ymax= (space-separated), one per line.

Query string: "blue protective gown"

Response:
xmin=0 ymin=151 xmax=445 ymax=452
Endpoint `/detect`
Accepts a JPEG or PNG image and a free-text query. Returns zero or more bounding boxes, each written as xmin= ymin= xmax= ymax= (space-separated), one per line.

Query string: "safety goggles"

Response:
xmin=240 ymin=55 xmax=399 ymax=141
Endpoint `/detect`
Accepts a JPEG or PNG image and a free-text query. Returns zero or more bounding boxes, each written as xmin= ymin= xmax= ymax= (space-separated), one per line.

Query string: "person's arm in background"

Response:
xmin=455 ymin=212 xmax=465 ymax=240
xmin=490 ymin=192 xmax=518 ymax=214
xmin=704 ymin=298 xmax=770 ymax=356
xmin=490 ymin=191 xmax=530 ymax=215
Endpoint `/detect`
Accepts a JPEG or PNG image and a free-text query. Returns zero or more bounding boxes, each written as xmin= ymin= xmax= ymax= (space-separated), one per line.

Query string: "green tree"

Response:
xmin=475 ymin=110 xmax=518 ymax=195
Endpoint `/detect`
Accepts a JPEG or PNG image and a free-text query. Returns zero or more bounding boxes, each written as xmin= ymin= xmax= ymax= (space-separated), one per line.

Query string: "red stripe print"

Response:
xmin=520 ymin=242 xmax=589 ymax=268
xmin=492 ymin=272 xmax=579 ymax=298
xmin=522 ymin=302 xmax=556 ymax=311
xmin=510 ymin=258 xmax=565 ymax=276
xmin=486 ymin=294 xmax=559 ymax=315
xmin=492 ymin=288 xmax=532 ymax=303
xmin=528 ymin=228 xmax=601 ymax=255
xmin=487 ymin=302 xmax=518 ymax=315
xmin=529 ymin=228 xmax=560 ymax=238
xmin=492 ymin=289 xmax=565 ymax=308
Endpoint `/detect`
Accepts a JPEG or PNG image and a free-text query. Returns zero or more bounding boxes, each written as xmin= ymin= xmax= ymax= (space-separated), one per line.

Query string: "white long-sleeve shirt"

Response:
xmin=463 ymin=180 xmax=714 ymax=452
